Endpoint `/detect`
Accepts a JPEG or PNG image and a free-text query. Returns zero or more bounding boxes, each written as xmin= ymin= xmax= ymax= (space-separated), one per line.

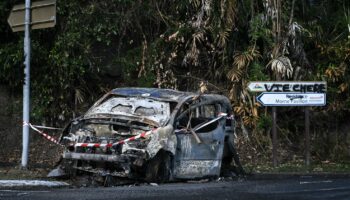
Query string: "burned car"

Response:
xmin=54 ymin=88 xmax=242 ymax=182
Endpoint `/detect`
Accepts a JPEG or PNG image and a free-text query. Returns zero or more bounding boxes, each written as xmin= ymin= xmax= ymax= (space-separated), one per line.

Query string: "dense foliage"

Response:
xmin=0 ymin=0 xmax=349 ymax=165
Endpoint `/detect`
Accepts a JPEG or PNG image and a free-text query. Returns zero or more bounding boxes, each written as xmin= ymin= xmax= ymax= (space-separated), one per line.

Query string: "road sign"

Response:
xmin=248 ymin=81 xmax=327 ymax=93
xmin=7 ymin=0 xmax=56 ymax=32
xmin=257 ymin=92 xmax=326 ymax=106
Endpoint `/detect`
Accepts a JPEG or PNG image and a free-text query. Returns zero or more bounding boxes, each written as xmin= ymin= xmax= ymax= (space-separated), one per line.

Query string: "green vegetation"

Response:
xmin=0 ymin=0 xmax=349 ymax=169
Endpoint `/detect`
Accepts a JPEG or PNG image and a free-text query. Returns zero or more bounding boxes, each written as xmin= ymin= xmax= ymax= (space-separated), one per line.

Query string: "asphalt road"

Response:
xmin=1 ymin=175 xmax=350 ymax=200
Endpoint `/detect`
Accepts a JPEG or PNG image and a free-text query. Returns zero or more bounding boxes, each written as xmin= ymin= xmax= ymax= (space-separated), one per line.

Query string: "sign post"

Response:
xmin=272 ymin=107 xmax=277 ymax=167
xmin=305 ymin=107 xmax=310 ymax=167
xmin=21 ymin=0 xmax=31 ymax=169
xmin=8 ymin=0 xmax=56 ymax=169
xmin=248 ymin=81 xmax=326 ymax=168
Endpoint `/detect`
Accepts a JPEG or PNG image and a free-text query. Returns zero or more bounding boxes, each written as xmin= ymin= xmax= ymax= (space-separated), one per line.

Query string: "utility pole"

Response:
xmin=21 ymin=0 xmax=31 ymax=169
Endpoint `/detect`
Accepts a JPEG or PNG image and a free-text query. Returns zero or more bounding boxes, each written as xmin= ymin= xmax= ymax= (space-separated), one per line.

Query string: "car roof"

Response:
xmin=110 ymin=88 xmax=232 ymax=109
xmin=111 ymin=87 xmax=197 ymax=102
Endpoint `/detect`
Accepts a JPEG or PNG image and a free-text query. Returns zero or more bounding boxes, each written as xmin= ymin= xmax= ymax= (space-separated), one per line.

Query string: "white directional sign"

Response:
xmin=248 ymin=81 xmax=327 ymax=93
xmin=257 ymin=92 xmax=326 ymax=106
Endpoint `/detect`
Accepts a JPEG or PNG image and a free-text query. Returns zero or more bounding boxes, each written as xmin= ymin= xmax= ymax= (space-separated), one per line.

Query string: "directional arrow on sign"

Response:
xmin=257 ymin=92 xmax=326 ymax=106
xmin=247 ymin=82 xmax=266 ymax=92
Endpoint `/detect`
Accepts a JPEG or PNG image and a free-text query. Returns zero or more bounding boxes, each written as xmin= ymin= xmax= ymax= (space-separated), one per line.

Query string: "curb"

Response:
xmin=0 ymin=180 xmax=69 ymax=190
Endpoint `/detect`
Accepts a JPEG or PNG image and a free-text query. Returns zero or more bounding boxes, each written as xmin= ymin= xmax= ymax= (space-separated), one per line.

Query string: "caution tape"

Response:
xmin=31 ymin=125 xmax=62 ymax=130
xmin=73 ymin=113 xmax=232 ymax=149
xmin=23 ymin=121 xmax=63 ymax=146
xmin=74 ymin=143 xmax=113 ymax=148
xmin=22 ymin=113 xmax=233 ymax=148
xmin=218 ymin=112 xmax=234 ymax=119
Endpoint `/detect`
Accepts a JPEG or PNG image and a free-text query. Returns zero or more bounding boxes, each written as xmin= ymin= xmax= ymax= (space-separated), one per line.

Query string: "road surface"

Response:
xmin=1 ymin=175 xmax=350 ymax=200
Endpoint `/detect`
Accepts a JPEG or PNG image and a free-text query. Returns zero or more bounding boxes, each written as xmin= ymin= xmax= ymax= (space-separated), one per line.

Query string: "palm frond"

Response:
xmin=267 ymin=56 xmax=293 ymax=79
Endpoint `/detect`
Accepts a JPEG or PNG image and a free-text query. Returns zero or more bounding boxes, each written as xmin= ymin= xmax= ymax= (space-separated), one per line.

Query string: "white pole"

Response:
xmin=21 ymin=0 xmax=31 ymax=168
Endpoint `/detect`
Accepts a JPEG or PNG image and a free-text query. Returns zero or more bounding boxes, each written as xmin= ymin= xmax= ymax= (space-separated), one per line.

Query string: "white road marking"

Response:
xmin=300 ymin=180 xmax=333 ymax=184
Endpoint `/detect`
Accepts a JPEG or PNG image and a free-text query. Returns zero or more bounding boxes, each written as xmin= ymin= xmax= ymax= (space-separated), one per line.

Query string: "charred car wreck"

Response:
xmin=53 ymin=88 xmax=243 ymax=182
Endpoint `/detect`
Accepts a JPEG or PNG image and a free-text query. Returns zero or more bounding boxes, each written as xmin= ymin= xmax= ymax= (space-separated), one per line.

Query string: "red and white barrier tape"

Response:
xmin=218 ymin=112 xmax=234 ymax=119
xmin=22 ymin=113 xmax=233 ymax=149
xmin=73 ymin=113 xmax=232 ymax=149
xmin=74 ymin=143 xmax=113 ymax=148
xmin=31 ymin=125 xmax=62 ymax=130
xmin=23 ymin=121 xmax=63 ymax=146
xmin=74 ymin=128 xmax=157 ymax=148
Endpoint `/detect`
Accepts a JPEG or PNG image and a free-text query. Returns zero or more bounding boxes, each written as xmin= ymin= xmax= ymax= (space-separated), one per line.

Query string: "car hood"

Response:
xmin=84 ymin=96 xmax=171 ymax=127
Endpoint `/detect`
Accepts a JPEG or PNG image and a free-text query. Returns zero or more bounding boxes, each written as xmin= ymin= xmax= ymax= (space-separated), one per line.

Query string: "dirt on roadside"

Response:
xmin=0 ymin=133 xmax=64 ymax=180
xmin=0 ymin=163 xmax=50 ymax=180
xmin=0 ymin=85 xmax=64 ymax=179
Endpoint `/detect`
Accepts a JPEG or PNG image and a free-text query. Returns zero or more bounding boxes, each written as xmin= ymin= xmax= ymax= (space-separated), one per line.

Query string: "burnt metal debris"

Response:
xmin=50 ymin=88 xmax=243 ymax=183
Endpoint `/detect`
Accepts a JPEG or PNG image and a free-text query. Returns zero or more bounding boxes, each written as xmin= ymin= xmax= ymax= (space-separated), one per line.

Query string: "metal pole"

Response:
xmin=272 ymin=106 xmax=278 ymax=168
xmin=21 ymin=0 xmax=31 ymax=169
xmin=305 ymin=107 xmax=310 ymax=167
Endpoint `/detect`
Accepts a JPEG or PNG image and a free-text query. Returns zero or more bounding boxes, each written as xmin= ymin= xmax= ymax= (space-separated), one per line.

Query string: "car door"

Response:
xmin=173 ymin=98 xmax=226 ymax=179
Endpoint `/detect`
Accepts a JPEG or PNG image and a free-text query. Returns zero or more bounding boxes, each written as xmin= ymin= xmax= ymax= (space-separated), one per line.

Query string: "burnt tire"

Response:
xmin=145 ymin=150 xmax=172 ymax=183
